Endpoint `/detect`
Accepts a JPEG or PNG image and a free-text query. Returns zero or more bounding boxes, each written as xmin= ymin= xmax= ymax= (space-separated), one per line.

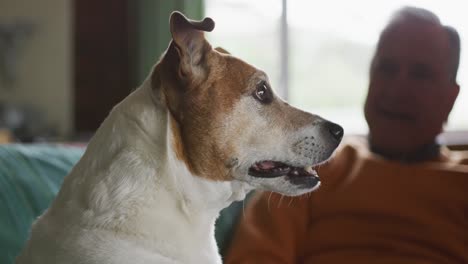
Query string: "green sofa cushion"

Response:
xmin=0 ymin=144 xmax=84 ymax=263
xmin=0 ymin=144 xmax=245 ymax=263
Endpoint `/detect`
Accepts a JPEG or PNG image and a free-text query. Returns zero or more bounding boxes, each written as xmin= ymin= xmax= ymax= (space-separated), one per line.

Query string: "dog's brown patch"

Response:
xmin=151 ymin=12 xmax=322 ymax=181
xmin=214 ymin=47 xmax=230 ymax=54
xmin=168 ymin=114 xmax=193 ymax=172
xmin=173 ymin=54 xmax=257 ymax=180
xmin=152 ymin=37 xmax=258 ymax=181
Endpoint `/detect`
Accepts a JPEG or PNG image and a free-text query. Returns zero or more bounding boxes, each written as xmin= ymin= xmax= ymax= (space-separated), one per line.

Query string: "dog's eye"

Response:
xmin=253 ymin=81 xmax=273 ymax=104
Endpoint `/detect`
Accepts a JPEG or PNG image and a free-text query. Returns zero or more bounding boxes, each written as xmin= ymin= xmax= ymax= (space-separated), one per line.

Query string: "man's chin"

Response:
xmin=369 ymin=131 xmax=417 ymax=154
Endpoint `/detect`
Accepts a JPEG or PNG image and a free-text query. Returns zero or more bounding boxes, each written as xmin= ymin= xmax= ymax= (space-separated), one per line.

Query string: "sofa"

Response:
xmin=0 ymin=144 xmax=247 ymax=263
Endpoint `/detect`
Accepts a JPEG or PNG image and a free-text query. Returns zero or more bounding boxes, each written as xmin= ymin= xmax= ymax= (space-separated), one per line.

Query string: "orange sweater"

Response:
xmin=225 ymin=138 xmax=468 ymax=264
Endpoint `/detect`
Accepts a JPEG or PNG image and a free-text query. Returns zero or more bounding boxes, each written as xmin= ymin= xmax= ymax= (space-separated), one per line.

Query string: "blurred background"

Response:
xmin=0 ymin=0 xmax=466 ymax=144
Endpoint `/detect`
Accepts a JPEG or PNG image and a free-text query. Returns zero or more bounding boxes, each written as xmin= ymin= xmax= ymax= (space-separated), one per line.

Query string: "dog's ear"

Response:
xmin=169 ymin=11 xmax=214 ymax=81
xmin=215 ymin=47 xmax=230 ymax=54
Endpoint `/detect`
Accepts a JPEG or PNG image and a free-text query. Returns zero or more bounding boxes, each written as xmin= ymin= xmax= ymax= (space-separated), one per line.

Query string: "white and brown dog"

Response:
xmin=16 ymin=12 xmax=343 ymax=264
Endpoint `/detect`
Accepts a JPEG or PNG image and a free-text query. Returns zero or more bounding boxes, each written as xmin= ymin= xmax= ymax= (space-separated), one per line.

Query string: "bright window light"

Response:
xmin=205 ymin=0 xmax=467 ymax=135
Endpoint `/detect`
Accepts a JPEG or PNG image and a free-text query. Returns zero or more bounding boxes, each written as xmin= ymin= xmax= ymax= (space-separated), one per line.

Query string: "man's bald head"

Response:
xmin=364 ymin=6 xmax=461 ymax=156
xmin=377 ymin=6 xmax=460 ymax=83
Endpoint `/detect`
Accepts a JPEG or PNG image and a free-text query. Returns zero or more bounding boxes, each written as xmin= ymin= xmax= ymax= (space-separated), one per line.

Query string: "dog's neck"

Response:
xmin=124 ymin=77 xmax=251 ymax=209
xmin=56 ymin=77 xmax=251 ymax=262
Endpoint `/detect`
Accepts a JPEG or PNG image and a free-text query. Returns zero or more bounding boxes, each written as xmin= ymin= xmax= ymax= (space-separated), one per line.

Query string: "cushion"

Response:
xmin=0 ymin=144 xmax=84 ymax=263
xmin=0 ymin=144 xmax=245 ymax=263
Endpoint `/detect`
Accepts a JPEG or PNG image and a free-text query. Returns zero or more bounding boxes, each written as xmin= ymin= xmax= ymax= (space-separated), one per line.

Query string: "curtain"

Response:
xmin=134 ymin=0 xmax=204 ymax=84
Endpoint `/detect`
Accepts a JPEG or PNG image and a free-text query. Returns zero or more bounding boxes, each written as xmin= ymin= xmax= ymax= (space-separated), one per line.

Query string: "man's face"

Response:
xmin=364 ymin=21 xmax=459 ymax=154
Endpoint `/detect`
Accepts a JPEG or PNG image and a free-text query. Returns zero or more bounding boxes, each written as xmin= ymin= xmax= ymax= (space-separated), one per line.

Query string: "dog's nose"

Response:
xmin=325 ymin=121 xmax=344 ymax=142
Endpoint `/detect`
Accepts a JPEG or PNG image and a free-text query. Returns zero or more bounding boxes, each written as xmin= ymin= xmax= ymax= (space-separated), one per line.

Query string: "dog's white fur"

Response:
xmin=17 ymin=78 xmax=251 ymax=264
xmin=16 ymin=12 xmax=342 ymax=264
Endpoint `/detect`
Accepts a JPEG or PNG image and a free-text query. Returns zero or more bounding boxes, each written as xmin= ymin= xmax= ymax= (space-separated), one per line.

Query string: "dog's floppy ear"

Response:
xmin=169 ymin=11 xmax=214 ymax=81
xmin=215 ymin=47 xmax=230 ymax=54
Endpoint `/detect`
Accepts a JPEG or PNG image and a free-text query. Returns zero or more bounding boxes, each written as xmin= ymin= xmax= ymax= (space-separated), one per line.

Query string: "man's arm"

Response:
xmin=224 ymin=191 xmax=311 ymax=263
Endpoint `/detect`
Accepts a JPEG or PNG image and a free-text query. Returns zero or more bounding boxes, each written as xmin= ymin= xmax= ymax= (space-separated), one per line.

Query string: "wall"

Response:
xmin=0 ymin=0 xmax=73 ymax=138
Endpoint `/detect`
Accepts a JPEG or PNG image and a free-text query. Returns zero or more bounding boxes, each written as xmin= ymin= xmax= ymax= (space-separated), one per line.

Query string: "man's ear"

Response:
xmin=169 ymin=11 xmax=214 ymax=81
xmin=215 ymin=47 xmax=230 ymax=54
xmin=443 ymin=83 xmax=460 ymax=122
xmin=448 ymin=83 xmax=460 ymax=109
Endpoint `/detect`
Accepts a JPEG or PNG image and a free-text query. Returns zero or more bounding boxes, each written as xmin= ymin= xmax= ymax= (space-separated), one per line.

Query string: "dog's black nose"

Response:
xmin=325 ymin=121 xmax=344 ymax=141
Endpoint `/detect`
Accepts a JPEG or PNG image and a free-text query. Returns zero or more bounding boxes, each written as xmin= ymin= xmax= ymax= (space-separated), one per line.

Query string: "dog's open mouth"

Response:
xmin=248 ymin=161 xmax=318 ymax=179
xmin=248 ymin=161 xmax=320 ymax=188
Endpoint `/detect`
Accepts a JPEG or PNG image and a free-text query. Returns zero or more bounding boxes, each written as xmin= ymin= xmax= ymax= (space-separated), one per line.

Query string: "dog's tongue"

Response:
xmin=258 ymin=161 xmax=277 ymax=170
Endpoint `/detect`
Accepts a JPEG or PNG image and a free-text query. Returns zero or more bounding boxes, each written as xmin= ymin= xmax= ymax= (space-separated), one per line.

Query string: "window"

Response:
xmin=205 ymin=0 xmax=467 ymax=139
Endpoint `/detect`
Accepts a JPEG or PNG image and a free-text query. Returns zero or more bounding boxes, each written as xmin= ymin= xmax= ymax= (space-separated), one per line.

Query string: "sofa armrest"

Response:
xmin=0 ymin=144 xmax=84 ymax=263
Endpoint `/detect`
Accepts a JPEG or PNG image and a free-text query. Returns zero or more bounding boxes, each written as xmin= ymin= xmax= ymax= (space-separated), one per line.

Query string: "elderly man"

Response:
xmin=225 ymin=6 xmax=467 ymax=264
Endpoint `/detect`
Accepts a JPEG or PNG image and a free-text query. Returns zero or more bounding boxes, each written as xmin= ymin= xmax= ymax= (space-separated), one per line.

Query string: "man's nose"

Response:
xmin=386 ymin=72 xmax=414 ymax=99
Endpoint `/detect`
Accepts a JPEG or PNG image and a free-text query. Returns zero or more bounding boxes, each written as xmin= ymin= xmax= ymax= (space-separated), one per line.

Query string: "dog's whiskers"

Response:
xmin=267 ymin=191 xmax=273 ymax=212
xmin=242 ymin=197 xmax=246 ymax=220
xmin=278 ymin=194 xmax=285 ymax=208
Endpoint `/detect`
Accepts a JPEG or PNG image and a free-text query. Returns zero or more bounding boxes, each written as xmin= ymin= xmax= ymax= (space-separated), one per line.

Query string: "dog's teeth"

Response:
xmin=305 ymin=165 xmax=314 ymax=174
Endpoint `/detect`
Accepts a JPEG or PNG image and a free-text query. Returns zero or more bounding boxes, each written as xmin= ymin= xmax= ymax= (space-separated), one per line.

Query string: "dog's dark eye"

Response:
xmin=253 ymin=81 xmax=273 ymax=104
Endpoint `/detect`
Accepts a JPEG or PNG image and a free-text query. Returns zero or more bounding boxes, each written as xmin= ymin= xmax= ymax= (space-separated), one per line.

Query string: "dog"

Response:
xmin=16 ymin=11 xmax=343 ymax=264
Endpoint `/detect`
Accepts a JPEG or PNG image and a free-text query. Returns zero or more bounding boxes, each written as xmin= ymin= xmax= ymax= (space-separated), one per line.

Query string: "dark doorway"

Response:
xmin=73 ymin=0 xmax=136 ymax=135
